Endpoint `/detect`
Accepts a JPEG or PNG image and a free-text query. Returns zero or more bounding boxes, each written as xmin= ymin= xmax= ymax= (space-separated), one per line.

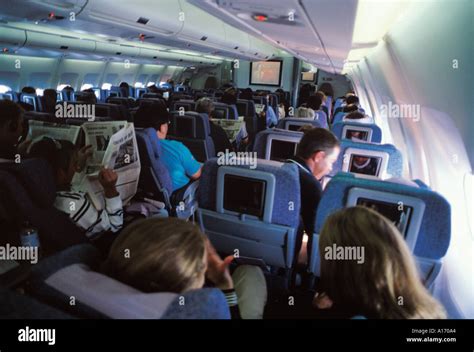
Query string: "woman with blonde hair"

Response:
xmin=314 ymin=206 xmax=446 ymax=319
xmin=102 ymin=217 xmax=267 ymax=319
xmin=295 ymin=106 xmax=316 ymax=119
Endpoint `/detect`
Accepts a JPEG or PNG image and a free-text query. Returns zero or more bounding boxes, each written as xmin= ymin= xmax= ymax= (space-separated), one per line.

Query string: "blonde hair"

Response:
xmin=102 ymin=218 xmax=207 ymax=293
xmin=319 ymin=206 xmax=446 ymax=319
xmin=295 ymin=107 xmax=315 ymax=119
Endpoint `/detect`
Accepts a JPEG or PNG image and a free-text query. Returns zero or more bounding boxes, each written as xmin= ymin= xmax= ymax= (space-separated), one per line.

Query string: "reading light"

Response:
xmin=253 ymin=14 xmax=268 ymax=22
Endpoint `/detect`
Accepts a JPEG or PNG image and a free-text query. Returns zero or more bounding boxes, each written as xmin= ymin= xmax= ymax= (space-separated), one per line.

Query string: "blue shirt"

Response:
xmin=266 ymin=106 xmax=278 ymax=127
xmin=160 ymin=139 xmax=201 ymax=191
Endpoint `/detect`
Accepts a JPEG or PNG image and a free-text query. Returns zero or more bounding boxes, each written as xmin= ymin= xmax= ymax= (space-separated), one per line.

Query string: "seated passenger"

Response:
xmin=134 ymin=103 xmax=202 ymax=193
xmin=286 ymin=128 xmax=340 ymax=263
xmin=195 ymin=97 xmax=234 ymax=155
xmin=306 ymin=94 xmax=323 ymax=112
xmin=255 ymin=92 xmax=278 ymax=128
xmin=314 ymin=206 xmax=446 ymax=319
xmin=342 ymin=104 xmax=359 ymax=114
xmin=43 ymin=88 xmax=58 ymax=114
xmin=295 ymin=107 xmax=316 ymax=119
xmin=102 ymin=217 xmax=267 ymax=319
xmin=119 ymin=82 xmax=130 ymax=97
xmin=345 ymin=95 xmax=360 ymax=106
xmin=0 ymin=100 xmax=29 ymax=162
xmin=21 ymin=86 xmax=36 ymax=95
xmin=28 ymin=138 xmax=123 ymax=239
xmin=343 ymin=111 xmax=374 ymax=124
xmin=77 ymin=89 xmax=97 ymax=104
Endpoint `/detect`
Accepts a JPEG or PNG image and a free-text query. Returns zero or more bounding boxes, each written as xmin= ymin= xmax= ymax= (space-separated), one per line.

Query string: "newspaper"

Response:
xmin=74 ymin=121 xmax=140 ymax=210
xmin=27 ymin=120 xmax=81 ymax=145
xmin=210 ymin=118 xmax=245 ymax=142
xmin=27 ymin=120 xmax=141 ymax=210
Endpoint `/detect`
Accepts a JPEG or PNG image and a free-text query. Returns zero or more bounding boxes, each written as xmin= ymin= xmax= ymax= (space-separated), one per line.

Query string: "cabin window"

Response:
xmin=83 ymin=73 xmax=99 ymax=88
xmin=59 ymin=73 xmax=79 ymax=89
xmin=35 ymin=88 xmax=44 ymax=96
xmin=57 ymin=84 xmax=71 ymax=91
xmin=81 ymin=83 xmax=94 ymax=91
xmin=0 ymin=71 xmax=20 ymax=91
xmin=101 ymin=83 xmax=112 ymax=90
xmin=0 ymin=84 xmax=12 ymax=94
xmin=134 ymin=82 xmax=144 ymax=88
xmin=104 ymin=74 xmax=119 ymax=86
xmin=29 ymin=72 xmax=51 ymax=89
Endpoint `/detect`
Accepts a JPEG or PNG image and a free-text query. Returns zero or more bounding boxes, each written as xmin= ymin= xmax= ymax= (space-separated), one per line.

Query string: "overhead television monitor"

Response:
xmin=249 ymin=60 xmax=283 ymax=86
xmin=301 ymin=71 xmax=315 ymax=82
xmin=342 ymin=148 xmax=389 ymax=179
xmin=266 ymin=136 xmax=300 ymax=162
xmin=346 ymin=188 xmax=426 ymax=249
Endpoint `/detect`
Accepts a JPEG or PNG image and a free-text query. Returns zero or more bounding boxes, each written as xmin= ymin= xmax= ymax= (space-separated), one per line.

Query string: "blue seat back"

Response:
xmin=0 ymin=159 xmax=86 ymax=253
xmin=171 ymin=100 xmax=195 ymax=112
xmin=108 ymin=86 xmax=122 ymax=98
xmin=213 ymin=102 xmax=237 ymax=120
xmin=253 ymin=128 xmax=303 ymax=161
xmin=1 ymin=91 xmax=19 ymax=101
xmin=198 ymin=158 xmax=301 ymax=268
xmin=21 ymin=93 xmax=43 ymax=112
xmin=314 ymin=110 xmax=329 ymax=129
xmin=330 ymin=140 xmax=403 ymax=178
xmin=169 ymin=111 xmax=215 ymax=162
xmin=27 ymin=244 xmax=230 ymax=319
xmin=308 ymin=173 xmax=451 ymax=288
xmin=276 ymin=117 xmax=322 ymax=131
xmin=332 ymin=121 xmax=382 ymax=143
xmin=135 ymin=128 xmax=173 ymax=208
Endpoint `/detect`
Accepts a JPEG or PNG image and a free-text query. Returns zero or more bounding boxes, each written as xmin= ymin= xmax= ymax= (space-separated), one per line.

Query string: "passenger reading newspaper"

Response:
xmin=27 ymin=120 xmax=141 ymax=211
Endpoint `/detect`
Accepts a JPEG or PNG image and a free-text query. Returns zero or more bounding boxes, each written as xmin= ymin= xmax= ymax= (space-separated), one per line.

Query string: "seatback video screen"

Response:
xmin=223 ymin=174 xmax=266 ymax=218
xmin=349 ymin=154 xmax=382 ymax=176
xmin=357 ymin=198 xmax=413 ymax=237
xmin=270 ymin=140 xmax=297 ymax=162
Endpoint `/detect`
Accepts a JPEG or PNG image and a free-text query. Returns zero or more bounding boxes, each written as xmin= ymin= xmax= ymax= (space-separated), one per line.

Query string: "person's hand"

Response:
xmin=17 ymin=139 xmax=32 ymax=156
xmin=98 ymin=168 xmax=119 ymax=198
xmin=312 ymin=292 xmax=333 ymax=309
xmin=205 ymin=238 xmax=234 ymax=290
xmin=77 ymin=145 xmax=93 ymax=172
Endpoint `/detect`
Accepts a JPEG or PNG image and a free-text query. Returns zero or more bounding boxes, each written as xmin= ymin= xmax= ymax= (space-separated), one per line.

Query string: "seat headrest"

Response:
xmin=44 ymin=263 xmax=230 ymax=319
xmin=315 ymin=172 xmax=451 ymax=259
xmin=276 ymin=117 xmax=322 ymax=130
xmin=170 ymin=111 xmax=211 ymax=139
xmin=198 ymin=158 xmax=301 ymax=228
xmin=331 ymin=140 xmax=403 ymax=178
xmin=332 ymin=121 xmax=382 ymax=143
xmin=0 ymin=158 xmax=56 ymax=206
xmin=253 ymin=128 xmax=303 ymax=159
